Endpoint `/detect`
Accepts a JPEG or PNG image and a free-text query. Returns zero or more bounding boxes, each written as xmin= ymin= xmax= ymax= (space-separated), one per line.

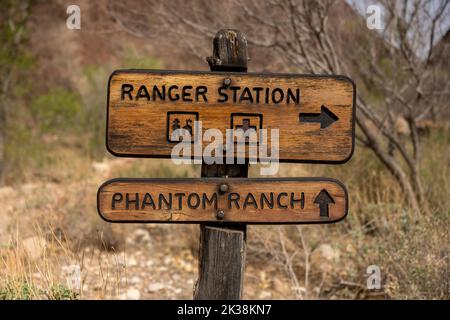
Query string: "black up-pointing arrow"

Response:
xmin=314 ymin=189 xmax=335 ymax=218
xmin=299 ymin=105 xmax=338 ymax=129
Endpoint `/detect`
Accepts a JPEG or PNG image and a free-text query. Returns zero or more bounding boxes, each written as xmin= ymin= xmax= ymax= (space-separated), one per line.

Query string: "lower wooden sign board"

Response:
xmin=97 ymin=178 xmax=348 ymax=224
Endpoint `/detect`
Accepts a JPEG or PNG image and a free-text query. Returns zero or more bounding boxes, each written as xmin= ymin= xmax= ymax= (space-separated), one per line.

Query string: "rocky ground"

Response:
xmin=0 ymin=159 xmax=298 ymax=300
xmin=77 ymin=225 xmax=291 ymax=300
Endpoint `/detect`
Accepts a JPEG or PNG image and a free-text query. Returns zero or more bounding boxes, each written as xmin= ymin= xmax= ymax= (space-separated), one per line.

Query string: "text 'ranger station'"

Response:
xmin=120 ymin=83 xmax=301 ymax=105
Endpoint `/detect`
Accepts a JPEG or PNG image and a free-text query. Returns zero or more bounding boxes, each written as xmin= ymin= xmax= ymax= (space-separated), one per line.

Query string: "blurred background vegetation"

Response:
xmin=0 ymin=0 xmax=448 ymax=300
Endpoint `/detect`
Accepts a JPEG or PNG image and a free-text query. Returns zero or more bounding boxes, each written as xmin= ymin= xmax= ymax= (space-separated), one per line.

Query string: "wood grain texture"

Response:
xmin=97 ymin=178 xmax=348 ymax=224
xmin=106 ymin=70 xmax=355 ymax=163
xmin=193 ymin=225 xmax=245 ymax=300
xmin=196 ymin=29 xmax=248 ymax=301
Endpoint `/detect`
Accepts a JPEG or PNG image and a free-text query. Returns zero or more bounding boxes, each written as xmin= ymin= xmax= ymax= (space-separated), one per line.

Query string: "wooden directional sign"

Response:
xmin=97 ymin=178 xmax=348 ymax=224
xmin=107 ymin=70 xmax=355 ymax=163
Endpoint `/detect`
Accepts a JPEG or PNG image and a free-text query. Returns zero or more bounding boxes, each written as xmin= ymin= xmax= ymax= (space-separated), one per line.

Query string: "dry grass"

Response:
xmin=2 ymin=0 xmax=446 ymax=300
xmin=247 ymin=126 xmax=449 ymax=299
xmin=0 ymin=125 xmax=448 ymax=299
xmin=0 ymin=155 xmax=203 ymax=300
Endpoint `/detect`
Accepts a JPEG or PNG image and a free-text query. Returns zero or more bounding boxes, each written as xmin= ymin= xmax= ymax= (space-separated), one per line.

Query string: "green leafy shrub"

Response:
xmin=30 ymin=88 xmax=84 ymax=134
xmin=0 ymin=279 xmax=79 ymax=300
xmin=0 ymin=279 xmax=36 ymax=300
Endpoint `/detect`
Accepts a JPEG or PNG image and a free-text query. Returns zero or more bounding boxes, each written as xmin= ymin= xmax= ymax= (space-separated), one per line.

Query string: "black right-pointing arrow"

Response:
xmin=299 ymin=105 xmax=339 ymax=129
xmin=314 ymin=189 xmax=335 ymax=218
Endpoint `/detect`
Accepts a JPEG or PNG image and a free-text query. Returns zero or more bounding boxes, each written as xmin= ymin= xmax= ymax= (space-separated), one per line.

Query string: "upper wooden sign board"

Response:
xmin=107 ymin=70 xmax=355 ymax=163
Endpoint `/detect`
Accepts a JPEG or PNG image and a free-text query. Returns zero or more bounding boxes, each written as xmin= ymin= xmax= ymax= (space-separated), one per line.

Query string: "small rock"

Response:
xmin=127 ymin=256 xmax=138 ymax=267
xmin=173 ymin=288 xmax=182 ymax=294
xmin=313 ymin=244 xmax=340 ymax=261
xmin=129 ymin=276 xmax=141 ymax=285
xmin=147 ymin=283 xmax=165 ymax=292
xmin=272 ymin=278 xmax=290 ymax=293
xmin=0 ymin=186 xmax=15 ymax=197
xmin=92 ymin=160 xmax=110 ymax=175
xmin=395 ymin=116 xmax=410 ymax=136
xmin=132 ymin=228 xmax=151 ymax=244
xmin=126 ymin=288 xmax=141 ymax=300
xmin=172 ymin=274 xmax=181 ymax=281
xmin=310 ymin=243 xmax=340 ymax=273
xmin=259 ymin=291 xmax=272 ymax=299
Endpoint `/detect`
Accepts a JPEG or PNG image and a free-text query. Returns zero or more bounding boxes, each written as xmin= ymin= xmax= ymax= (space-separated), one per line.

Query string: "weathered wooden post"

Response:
xmin=194 ymin=29 xmax=249 ymax=300
xmin=98 ymin=28 xmax=355 ymax=302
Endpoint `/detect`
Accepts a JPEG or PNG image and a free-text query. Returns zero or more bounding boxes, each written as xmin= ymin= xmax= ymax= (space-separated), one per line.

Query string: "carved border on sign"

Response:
xmin=106 ymin=69 xmax=356 ymax=164
xmin=230 ymin=112 xmax=263 ymax=145
xmin=97 ymin=177 xmax=349 ymax=225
